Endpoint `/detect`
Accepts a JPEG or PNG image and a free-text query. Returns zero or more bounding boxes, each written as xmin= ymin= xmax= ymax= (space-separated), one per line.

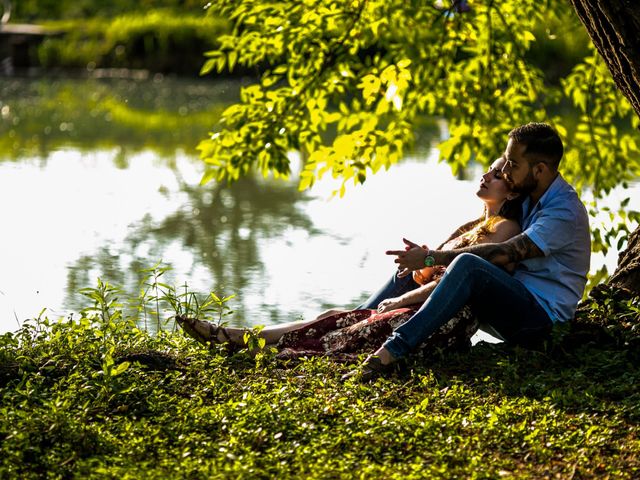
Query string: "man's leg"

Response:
xmin=356 ymin=271 xmax=419 ymax=310
xmin=382 ymin=253 xmax=551 ymax=359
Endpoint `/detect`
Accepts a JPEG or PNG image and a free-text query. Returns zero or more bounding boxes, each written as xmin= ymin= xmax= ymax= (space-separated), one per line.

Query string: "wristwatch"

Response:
xmin=423 ymin=250 xmax=436 ymax=267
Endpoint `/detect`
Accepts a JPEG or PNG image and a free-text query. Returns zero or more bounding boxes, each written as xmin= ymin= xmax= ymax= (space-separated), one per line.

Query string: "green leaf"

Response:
xmin=112 ymin=361 xmax=130 ymax=377
xmin=200 ymin=59 xmax=217 ymax=76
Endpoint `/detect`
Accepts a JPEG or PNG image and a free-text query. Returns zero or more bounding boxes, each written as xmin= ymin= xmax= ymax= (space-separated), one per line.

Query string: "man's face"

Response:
xmin=501 ymin=139 xmax=537 ymax=195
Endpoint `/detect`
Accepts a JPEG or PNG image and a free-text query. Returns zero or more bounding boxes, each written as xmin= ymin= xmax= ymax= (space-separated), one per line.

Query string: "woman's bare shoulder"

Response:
xmin=490 ymin=218 xmax=521 ymax=242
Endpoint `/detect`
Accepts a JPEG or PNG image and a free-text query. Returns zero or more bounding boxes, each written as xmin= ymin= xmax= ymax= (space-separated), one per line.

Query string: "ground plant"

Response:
xmin=1 ymin=270 xmax=639 ymax=478
xmin=3 ymin=1 xmax=640 ymax=478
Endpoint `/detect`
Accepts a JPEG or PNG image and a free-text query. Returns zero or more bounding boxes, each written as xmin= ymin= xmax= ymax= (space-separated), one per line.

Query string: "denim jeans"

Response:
xmin=358 ymin=253 xmax=552 ymax=359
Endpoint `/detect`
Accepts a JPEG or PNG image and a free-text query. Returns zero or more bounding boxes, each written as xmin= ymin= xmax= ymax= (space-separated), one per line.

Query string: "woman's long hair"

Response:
xmin=496 ymin=196 xmax=524 ymax=222
xmin=467 ymin=196 xmax=524 ymax=244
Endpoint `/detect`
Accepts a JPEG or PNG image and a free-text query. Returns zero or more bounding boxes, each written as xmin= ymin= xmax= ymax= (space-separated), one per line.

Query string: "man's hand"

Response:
xmin=386 ymin=238 xmax=429 ymax=278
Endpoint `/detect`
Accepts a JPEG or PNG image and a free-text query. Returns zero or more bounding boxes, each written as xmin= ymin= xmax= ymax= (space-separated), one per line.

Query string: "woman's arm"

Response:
xmin=377 ymin=280 xmax=439 ymax=313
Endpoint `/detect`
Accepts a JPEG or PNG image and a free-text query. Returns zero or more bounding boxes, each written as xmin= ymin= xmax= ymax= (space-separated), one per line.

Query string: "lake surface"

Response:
xmin=0 ymin=75 xmax=636 ymax=334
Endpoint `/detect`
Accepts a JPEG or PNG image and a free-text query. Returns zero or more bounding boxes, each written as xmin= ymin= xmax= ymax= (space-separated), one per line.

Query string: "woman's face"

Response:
xmin=476 ymin=157 xmax=513 ymax=204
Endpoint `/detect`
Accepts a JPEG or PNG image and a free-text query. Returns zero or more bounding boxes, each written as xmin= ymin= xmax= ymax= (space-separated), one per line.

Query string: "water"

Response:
xmin=0 ymin=76 xmax=636 ymax=334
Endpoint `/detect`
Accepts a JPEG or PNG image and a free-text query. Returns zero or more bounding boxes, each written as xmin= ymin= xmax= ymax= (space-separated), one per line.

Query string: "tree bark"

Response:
xmin=569 ymin=0 xmax=640 ymax=295
xmin=607 ymin=225 xmax=640 ymax=295
xmin=569 ymin=0 xmax=640 ymax=119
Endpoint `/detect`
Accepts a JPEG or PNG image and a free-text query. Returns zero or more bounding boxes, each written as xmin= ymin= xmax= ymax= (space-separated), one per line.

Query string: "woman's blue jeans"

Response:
xmin=358 ymin=253 xmax=552 ymax=359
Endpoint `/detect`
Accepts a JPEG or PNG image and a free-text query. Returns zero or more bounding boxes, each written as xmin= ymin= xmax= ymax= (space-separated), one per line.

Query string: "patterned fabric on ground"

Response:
xmin=276 ymin=305 xmax=479 ymax=362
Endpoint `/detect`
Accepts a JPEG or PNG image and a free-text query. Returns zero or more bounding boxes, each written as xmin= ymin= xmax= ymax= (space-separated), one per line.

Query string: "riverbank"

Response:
xmin=1 ymin=283 xmax=638 ymax=478
xmin=22 ymin=11 xmax=230 ymax=75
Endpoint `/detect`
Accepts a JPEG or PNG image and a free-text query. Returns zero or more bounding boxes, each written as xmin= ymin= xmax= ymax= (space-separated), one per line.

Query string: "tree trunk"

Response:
xmin=569 ymin=0 xmax=640 ymax=295
xmin=607 ymin=224 xmax=640 ymax=295
xmin=569 ymin=0 xmax=640 ymax=119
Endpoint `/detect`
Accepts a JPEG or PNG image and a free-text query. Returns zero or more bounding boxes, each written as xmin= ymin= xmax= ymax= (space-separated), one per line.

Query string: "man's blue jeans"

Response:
xmin=358 ymin=253 xmax=553 ymax=359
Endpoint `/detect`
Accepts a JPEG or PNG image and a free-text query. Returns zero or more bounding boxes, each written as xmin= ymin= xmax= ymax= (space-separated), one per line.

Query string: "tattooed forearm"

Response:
xmin=432 ymin=233 xmax=543 ymax=267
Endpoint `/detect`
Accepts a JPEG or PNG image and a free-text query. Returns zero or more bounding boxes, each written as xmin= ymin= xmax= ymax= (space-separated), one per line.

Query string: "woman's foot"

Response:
xmin=176 ymin=316 xmax=232 ymax=347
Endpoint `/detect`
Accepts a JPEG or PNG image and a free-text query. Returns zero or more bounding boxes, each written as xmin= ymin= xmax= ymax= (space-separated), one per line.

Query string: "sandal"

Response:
xmin=340 ymin=355 xmax=394 ymax=382
xmin=176 ymin=315 xmax=232 ymax=348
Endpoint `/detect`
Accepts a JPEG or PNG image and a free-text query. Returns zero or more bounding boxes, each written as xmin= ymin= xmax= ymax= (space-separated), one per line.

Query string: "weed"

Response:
xmin=1 ymin=269 xmax=639 ymax=478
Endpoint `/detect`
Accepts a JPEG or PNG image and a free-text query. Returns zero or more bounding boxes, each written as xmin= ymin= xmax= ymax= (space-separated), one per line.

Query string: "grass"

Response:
xmin=0 ymin=275 xmax=638 ymax=479
xmin=35 ymin=11 xmax=230 ymax=75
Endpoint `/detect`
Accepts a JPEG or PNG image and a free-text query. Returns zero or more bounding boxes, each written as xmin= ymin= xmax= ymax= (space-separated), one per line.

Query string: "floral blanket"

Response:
xmin=276 ymin=305 xmax=479 ymax=362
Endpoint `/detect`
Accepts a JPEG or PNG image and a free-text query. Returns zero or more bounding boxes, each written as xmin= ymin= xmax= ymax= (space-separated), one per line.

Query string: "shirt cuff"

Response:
xmin=524 ymin=230 xmax=549 ymax=256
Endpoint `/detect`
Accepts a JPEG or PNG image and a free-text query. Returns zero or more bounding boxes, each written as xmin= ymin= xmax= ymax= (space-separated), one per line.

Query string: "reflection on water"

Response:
xmin=62 ymin=159 xmax=321 ymax=323
xmin=0 ymin=147 xmax=478 ymax=333
xmin=0 ymin=75 xmax=452 ymax=332
xmin=0 ymin=75 xmax=238 ymax=160
xmin=0 ymin=76 xmax=635 ymax=334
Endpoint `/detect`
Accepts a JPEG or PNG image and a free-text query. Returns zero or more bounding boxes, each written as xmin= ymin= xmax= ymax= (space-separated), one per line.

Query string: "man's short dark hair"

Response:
xmin=508 ymin=122 xmax=563 ymax=170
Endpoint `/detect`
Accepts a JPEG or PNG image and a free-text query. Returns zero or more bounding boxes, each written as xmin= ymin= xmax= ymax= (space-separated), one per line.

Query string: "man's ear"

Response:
xmin=533 ymin=162 xmax=546 ymax=177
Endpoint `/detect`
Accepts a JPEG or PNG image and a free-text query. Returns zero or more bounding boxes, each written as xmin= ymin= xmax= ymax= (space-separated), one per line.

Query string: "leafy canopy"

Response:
xmin=197 ymin=0 xmax=639 ymax=246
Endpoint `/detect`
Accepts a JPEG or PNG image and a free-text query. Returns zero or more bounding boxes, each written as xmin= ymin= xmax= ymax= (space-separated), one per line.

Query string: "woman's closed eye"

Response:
xmin=485 ymin=168 xmax=503 ymax=179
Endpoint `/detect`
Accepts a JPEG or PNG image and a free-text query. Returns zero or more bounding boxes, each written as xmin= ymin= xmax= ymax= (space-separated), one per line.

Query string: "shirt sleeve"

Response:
xmin=523 ymin=202 xmax=577 ymax=256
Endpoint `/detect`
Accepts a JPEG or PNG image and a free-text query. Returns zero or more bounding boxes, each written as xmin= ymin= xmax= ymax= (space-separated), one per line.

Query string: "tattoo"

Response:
xmin=433 ymin=233 xmax=543 ymax=267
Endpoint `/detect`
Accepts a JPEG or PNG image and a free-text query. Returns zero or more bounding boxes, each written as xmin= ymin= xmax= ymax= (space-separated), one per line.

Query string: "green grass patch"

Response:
xmin=1 ymin=276 xmax=639 ymax=478
xmin=36 ymin=11 xmax=230 ymax=74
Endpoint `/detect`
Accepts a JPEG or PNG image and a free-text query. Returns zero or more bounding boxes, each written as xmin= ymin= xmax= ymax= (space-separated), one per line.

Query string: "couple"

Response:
xmin=178 ymin=122 xmax=591 ymax=379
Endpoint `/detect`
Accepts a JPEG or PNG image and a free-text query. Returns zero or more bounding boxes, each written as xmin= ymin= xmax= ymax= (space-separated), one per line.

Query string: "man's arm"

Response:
xmin=432 ymin=232 xmax=544 ymax=266
xmin=387 ymin=234 xmax=544 ymax=274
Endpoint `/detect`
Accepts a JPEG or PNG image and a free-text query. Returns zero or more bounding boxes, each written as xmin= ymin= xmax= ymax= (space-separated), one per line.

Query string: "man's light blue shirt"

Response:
xmin=514 ymin=174 xmax=591 ymax=323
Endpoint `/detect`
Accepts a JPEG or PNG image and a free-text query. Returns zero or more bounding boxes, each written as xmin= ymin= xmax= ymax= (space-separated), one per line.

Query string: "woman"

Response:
xmin=178 ymin=157 xmax=523 ymax=360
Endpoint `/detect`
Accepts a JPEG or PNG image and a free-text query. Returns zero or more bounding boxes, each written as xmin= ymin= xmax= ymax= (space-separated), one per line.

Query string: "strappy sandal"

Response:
xmin=176 ymin=315 xmax=232 ymax=348
xmin=340 ymin=355 xmax=394 ymax=382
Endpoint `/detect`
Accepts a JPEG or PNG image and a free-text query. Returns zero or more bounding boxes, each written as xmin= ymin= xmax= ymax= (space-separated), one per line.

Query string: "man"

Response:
xmin=346 ymin=122 xmax=591 ymax=380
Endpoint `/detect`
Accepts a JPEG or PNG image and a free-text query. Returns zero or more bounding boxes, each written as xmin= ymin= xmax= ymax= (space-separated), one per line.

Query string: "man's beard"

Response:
xmin=508 ymin=169 xmax=537 ymax=195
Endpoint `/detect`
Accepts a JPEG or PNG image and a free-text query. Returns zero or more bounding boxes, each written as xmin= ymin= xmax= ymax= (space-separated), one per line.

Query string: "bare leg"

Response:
xmin=221 ymin=308 xmax=348 ymax=346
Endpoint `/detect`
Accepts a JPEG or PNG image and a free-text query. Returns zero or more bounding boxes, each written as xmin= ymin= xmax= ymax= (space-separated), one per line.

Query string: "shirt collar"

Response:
xmin=521 ymin=173 xmax=566 ymax=223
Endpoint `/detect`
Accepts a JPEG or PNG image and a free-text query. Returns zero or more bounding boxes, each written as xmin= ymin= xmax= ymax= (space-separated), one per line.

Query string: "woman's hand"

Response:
xmin=377 ymin=297 xmax=405 ymax=313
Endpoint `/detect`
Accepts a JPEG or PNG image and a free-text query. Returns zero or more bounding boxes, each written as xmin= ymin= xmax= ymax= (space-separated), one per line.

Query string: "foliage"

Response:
xmin=196 ymin=0 xmax=639 ymax=253
xmin=1 ymin=275 xmax=639 ymax=478
xmin=36 ymin=11 xmax=230 ymax=74
xmin=11 ymin=0 xmax=207 ymax=21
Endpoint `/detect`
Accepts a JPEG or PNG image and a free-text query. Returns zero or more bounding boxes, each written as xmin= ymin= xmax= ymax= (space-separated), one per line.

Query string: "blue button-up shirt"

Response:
xmin=514 ymin=174 xmax=591 ymax=323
